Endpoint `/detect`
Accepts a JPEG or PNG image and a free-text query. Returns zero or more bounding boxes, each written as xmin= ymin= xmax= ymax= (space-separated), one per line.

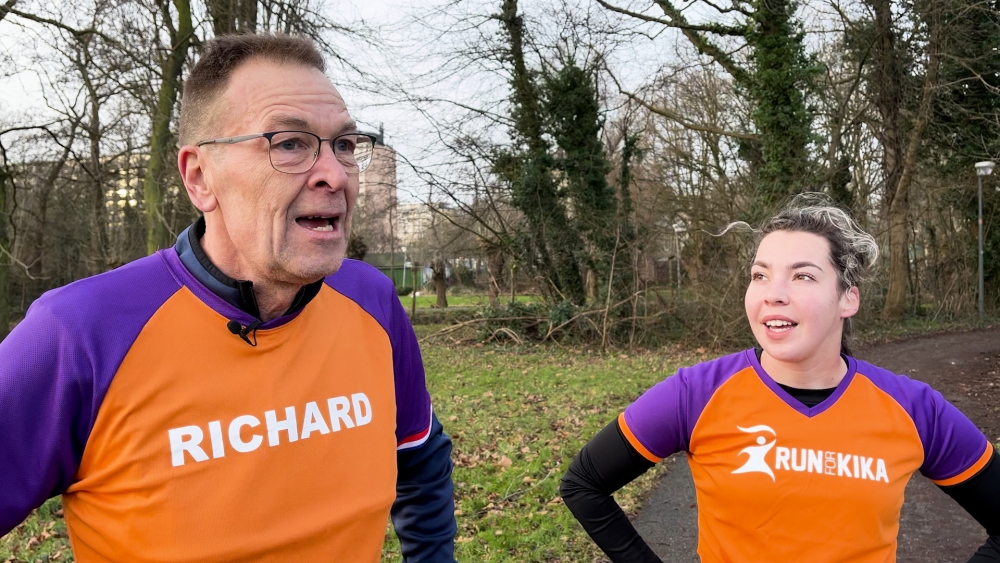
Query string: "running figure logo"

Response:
xmin=732 ymin=425 xmax=777 ymax=481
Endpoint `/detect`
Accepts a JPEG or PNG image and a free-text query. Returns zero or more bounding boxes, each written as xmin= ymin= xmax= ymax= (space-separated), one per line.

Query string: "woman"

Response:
xmin=561 ymin=200 xmax=999 ymax=562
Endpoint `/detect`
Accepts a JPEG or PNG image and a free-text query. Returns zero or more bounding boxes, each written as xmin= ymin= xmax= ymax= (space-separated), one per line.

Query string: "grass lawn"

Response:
xmin=1 ymin=342 xmax=701 ymax=563
xmin=399 ymin=293 xmax=541 ymax=309
xmin=381 ymin=343 xmax=703 ymax=562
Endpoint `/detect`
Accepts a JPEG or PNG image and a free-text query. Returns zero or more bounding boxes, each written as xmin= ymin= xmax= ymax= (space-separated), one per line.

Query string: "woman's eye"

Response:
xmin=751 ymin=272 xmax=765 ymax=281
xmin=794 ymin=273 xmax=814 ymax=281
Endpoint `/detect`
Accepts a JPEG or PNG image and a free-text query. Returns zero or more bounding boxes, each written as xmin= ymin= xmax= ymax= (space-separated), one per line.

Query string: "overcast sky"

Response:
xmin=0 ymin=0 xmax=697 ymax=201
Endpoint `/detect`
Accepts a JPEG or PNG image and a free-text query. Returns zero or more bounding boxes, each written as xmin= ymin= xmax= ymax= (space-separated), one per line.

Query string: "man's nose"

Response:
xmin=309 ymin=142 xmax=351 ymax=190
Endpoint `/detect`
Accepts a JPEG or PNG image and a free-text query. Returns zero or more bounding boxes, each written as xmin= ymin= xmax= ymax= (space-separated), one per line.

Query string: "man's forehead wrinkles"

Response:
xmin=264 ymin=115 xmax=311 ymax=129
xmin=249 ymin=91 xmax=345 ymax=106
xmin=251 ymin=102 xmax=355 ymax=133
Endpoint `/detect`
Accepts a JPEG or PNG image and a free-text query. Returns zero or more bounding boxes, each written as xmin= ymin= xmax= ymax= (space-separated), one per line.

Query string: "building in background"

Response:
xmin=355 ymin=128 xmax=397 ymax=253
xmin=396 ymin=202 xmax=435 ymax=247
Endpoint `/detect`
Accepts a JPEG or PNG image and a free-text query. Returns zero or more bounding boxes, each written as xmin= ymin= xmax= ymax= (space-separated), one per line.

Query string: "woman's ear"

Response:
xmin=840 ymin=286 xmax=860 ymax=319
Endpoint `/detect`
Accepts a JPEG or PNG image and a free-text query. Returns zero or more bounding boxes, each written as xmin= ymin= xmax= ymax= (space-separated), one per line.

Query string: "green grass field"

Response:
xmin=381 ymin=343 xmax=702 ymax=562
xmin=1 ymin=342 xmax=702 ymax=563
xmin=399 ymin=293 xmax=541 ymax=310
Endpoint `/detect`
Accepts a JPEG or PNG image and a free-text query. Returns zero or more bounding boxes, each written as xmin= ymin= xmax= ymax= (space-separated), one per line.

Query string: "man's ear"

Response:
xmin=178 ymin=145 xmax=217 ymax=213
xmin=840 ymin=286 xmax=860 ymax=319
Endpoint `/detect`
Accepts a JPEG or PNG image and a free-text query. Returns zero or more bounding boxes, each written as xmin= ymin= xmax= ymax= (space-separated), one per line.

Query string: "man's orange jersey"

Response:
xmin=0 ymin=248 xmax=435 ymax=562
xmin=620 ymin=350 xmax=992 ymax=562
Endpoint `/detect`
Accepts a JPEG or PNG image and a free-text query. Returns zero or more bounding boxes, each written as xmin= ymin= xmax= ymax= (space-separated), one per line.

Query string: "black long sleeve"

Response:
xmin=391 ymin=415 xmax=457 ymax=563
xmin=938 ymin=449 xmax=1000 ymax=562
xmin=560 ymin=418 xmax=662 ymax=563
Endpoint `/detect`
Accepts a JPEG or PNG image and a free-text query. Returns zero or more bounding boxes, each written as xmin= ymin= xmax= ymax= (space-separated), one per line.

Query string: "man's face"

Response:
xmin=199 ymin=59 xmax=358 ymax=286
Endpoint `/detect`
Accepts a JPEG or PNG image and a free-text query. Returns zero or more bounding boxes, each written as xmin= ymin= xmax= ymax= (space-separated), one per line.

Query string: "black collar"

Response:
xmin=183 ymin=217 xmax=323 ymax=319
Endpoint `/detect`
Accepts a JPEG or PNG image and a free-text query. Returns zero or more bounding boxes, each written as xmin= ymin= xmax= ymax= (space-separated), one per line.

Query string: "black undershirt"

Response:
xmin=561 ymin=373 xmax=1000 ymax=562
xmin=778 ymin=383 xmax=836 ymax=407
xmin=756 ymin=347 xmax=838 ymax=408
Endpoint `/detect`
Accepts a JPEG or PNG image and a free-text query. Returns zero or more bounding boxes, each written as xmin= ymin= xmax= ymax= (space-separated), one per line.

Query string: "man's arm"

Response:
xmin=392 ymin=414 xmax=457 ymax=563
xmin=560 ymin=418 xmax=662 ymax=563
xmin=0 ymin=303 xmax=88 ymax=535
xmin=327 ymin=261 xmax=458 ymax=561
xmin=938 ymin=449 xmax=1000 ymax=562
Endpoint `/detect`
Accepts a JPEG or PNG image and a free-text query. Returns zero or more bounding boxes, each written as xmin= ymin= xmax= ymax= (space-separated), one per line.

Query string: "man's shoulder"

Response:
xmin=325 ymin=259 xmax=397 ymax=300
xmin=323 ymin=259 xmax=406 ymax=339
xmin=28 ymin=252 xmax=181 ymax=331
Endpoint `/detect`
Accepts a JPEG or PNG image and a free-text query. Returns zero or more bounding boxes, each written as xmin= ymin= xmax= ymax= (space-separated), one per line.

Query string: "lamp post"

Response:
xmin=975 ymin=161 xmax=995 ymax=318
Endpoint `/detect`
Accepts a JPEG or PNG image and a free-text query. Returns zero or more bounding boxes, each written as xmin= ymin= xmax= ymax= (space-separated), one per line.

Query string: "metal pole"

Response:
xmin=675 ymin=230 xmax=681 ymax=290
xmin=978 ymin=174 xmax=985 ymax=318
xmin=411 ymin=262 xmax=418 ymax=319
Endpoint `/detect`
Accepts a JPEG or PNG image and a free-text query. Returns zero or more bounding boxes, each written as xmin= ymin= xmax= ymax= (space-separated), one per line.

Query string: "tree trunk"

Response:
xmin=145 ymin=0 xmax=192 ymax=255
xmin=432 ymin=256 xmax=448 ymax=308
xmin=0 ymin=164 xmax=9 ymax=340
xmin=487 ymin=251 xmax=503 ymax=306
xmin=88 ymin=131 xmax=106 ymax=271
xmin=745 ymin=0 xmax=814 ymax=212
xmin=497 ymin=0 xmax=586 ymax=305
xmin=874 ymin=0 xmax=941 ymax=320
xmin=206 ymin=0 xmax=257 ymax=35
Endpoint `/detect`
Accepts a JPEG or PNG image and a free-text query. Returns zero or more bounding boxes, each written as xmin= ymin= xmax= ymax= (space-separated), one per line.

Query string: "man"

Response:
xmin=0 ymin=34 xmax=456 ymax=562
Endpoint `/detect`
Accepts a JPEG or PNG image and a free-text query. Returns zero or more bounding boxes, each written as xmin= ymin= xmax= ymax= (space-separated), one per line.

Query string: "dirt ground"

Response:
xmin=632 ymin=327 xmax=1000 ymax=563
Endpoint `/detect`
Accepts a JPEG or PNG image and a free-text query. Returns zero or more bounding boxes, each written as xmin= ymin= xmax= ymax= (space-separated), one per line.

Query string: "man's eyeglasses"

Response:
xmin=196 ymin=131 xmax=378 ymax=174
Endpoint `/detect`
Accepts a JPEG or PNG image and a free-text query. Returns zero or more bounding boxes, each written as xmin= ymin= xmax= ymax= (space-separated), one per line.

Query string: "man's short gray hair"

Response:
xmin=178 ymin=34 xmax=326 ymax=146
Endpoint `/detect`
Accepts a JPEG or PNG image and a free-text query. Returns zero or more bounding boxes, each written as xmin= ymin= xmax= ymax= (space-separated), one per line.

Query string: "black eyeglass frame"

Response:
xmin=195 ymin=131 xmax=379 ymax=174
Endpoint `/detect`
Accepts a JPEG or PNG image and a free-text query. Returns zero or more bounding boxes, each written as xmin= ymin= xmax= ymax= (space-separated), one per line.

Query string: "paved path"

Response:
xmin=633 ymin=328 xmax=1000 ymax=562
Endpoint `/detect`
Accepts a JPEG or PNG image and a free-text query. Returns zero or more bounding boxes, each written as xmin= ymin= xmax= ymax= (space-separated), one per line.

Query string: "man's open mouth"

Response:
xmin=296 ymin=215 xmax=339 ymax=232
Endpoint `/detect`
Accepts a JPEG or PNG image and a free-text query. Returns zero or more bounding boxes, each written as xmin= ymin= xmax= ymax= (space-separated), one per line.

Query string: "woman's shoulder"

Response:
xmin=676 ymin=349 xmax=757 ymax=381
xmin=850 ymin=357 xmax=937 ymax=399
xmin=849 ymin=356 xmax=961 ymax=426
xmin=640 ymin=349 xmax=758 ymax=403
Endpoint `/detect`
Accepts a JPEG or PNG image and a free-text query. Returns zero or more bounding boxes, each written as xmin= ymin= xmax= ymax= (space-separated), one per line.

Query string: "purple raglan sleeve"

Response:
xmin=328 ymin=261 xmax=455 ymax=562
xmin=0 ymin=253 xmax=180 ymax=535
xmin=623 ymin=351 xmax=751 ymax=460
xmin=857 ymin=360 xmax=991 ymax=483
xmin=327 ymin=260 xmax=432 ymax=449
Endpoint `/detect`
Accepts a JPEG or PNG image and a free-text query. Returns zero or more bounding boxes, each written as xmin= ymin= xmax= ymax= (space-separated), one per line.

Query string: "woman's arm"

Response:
xmin=938 ymin=449 xmax=1000 ymax=562
xmin=560 ymin=419 xmax=663 ymax=563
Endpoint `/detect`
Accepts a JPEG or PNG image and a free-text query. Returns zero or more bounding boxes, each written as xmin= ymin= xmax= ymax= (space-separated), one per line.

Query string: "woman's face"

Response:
xmin=745 ymin=230 xmax=860 ymax=366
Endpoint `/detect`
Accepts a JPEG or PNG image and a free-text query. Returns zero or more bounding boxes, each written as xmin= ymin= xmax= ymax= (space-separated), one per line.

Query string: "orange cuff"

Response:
xmin=932 ymin=441 xmax=995 ymax=487
xmin=618 ymin=412 xmax=663 ymax=463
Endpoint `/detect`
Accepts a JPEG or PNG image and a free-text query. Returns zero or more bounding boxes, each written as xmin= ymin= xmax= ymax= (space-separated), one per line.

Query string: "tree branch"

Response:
xmin=0 ymin=0 xmax=17 ymax=23
xmin=596 ymin=0 xmax=745 ymax=35
xmin=8 ymin=7 xmax=100 ymax=39
xmin=6 ymin=6 xmax=128 ymax=55
xmin=604 ymin=67 xmax=757 ymax=141
xmin=652 ymin=0 xmax=751 ymax=84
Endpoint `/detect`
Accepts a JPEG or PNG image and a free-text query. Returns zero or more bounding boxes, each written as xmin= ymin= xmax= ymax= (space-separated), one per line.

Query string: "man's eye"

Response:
xmin=334 ymin=138 xmax=356 ymax=153
xmin=272 ymin=135 xmax=311 ymax=152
